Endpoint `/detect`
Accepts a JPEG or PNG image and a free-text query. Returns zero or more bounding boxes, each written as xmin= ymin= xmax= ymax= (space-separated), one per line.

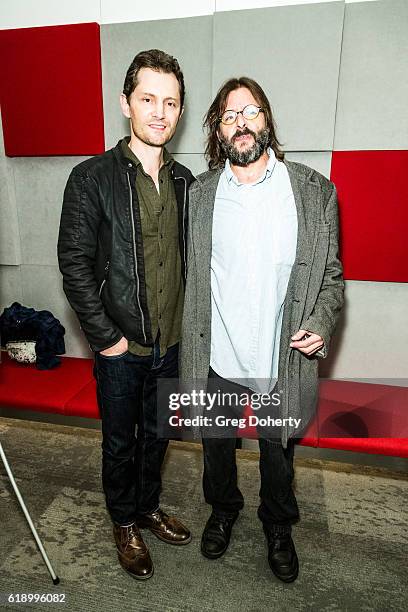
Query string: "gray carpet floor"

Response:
xmin=0 ymin=417 xmax=407 ymax=612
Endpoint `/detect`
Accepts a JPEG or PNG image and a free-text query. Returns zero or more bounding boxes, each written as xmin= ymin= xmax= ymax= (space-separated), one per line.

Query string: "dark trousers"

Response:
xmin=94 ymin=340 xmax=178 ymax=526
xmin=202 ymin=369 xmax=299 ymax=529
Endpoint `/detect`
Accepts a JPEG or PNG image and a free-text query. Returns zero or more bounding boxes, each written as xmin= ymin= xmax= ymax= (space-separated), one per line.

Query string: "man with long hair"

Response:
xmin=181 ymin=77 xmax=344 ymax=582
xmin=58 ymin=50 xmax=194 ymax=580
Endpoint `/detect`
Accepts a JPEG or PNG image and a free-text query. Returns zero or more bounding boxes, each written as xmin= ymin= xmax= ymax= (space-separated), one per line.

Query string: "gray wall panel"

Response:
xmin=101 ymin=17 xmax=213 ymax=153
xmin=0 ymin=112 xmax=21 ymax=265
xmin=334 ymin=0 xmax=408 ymax=150
xmin=0 ymin=158 xmax=21 ymax=265
xmin=20 ymin=264 xmax=92 ymax=358
xmin=285 ymin=152 xmax=332 ymax=179
xmin=320 ymin=280 xmax=408 ymax=379
xmin=213 ymin=2 xmax=344 ymax=151
xmin=0 ymin=265 xmax=23 ymax=312
xmin=179 ymin=151 xmax=333 ymax=179
xmin=173 ymin=153 xmax=207 ymax=176
xmin=12 ymin=157 xmax=89 ymax=266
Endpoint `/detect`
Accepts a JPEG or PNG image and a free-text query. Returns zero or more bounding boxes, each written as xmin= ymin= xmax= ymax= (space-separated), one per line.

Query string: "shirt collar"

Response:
xmin=224 ymin=148 xmax=277 ymax=186
xmin=121 ymin=137 xmax=174 ymax=170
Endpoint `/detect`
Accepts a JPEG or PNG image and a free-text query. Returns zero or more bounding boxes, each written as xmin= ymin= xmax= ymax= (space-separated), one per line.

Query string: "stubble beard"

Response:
xmin=130 ymin=119 xmax=177 ymax=148
xmin=219 ymin=127 xmax=270 ymax=166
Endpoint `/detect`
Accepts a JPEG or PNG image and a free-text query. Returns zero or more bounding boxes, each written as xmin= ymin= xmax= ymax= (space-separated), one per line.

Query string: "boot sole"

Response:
xmin=200 ymin=541 xmax=229 ymax=559
xmin=125 ymin=567 xmax=154 ymax=580
xmin=117 ymin=551 xmax=154 ymax=580
xmin=270 ymin=563 xmax=299 ymax=583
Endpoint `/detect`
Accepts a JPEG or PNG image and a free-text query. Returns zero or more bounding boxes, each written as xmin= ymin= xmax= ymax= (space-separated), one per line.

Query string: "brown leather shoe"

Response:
xmin=137 ymin=509 xmax=192 ymax=545
xmin=113 ymin=523 xmax=153 ymax=580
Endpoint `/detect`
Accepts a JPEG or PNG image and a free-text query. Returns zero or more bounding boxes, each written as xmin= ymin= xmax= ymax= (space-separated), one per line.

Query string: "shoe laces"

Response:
xmin=268 ymin=530 xmax=291 ymax=552
xmin=121 ymin=523 xmax=141 ymax=546
xmin=206 ymin=512 xmax=235 ymax=535
xmin=154 ymin=508 xmax=168 ymax=520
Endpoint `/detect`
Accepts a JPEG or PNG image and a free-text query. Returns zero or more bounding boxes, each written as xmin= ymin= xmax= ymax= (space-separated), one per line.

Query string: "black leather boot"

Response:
xmin=201 ymin=511 xmax=239 ymax=559
xmin=264 ymin=525 xmax=299 ymax=583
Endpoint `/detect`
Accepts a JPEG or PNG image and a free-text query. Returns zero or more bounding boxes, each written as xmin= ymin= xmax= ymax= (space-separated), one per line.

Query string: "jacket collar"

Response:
xmin=112 ymin=138 xmax=194 ymax=185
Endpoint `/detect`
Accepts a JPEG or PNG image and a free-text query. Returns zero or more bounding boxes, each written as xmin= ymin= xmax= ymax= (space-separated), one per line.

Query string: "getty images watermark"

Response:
xmin=157 ymin=376 xmax=408 ymax=440
xmin=167 ymin=389 xmax=301 ymax=430
xmin=156 ymin=378 xmax=304 ymax=439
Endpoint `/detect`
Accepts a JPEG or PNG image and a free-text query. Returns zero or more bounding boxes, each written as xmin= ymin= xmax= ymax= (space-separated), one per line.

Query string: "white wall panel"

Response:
xmin=216 ymin=0 xmax=340 ymax=10
xmin=101 ymin=0 xmax=215 ymax=24
xmin=0 ymin=0 xmax=380 ymax=30
xmin=320 ymin=281 xmax=408 ymax=380
xmin=0 ymin=0 xmax=100 ymax=29
xmin=216 ymin=0 xmax=376 ymax=9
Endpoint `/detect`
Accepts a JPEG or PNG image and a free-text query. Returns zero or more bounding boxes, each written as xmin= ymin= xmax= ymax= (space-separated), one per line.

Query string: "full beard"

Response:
xmin=219 ymin=127 xmax=270 ymax=166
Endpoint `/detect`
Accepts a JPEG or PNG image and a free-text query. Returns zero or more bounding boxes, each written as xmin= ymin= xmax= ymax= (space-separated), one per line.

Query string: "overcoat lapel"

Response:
xmin=191 ymin=169 xmax=222 ymax=289
xmin=284 ymin=162 xmax=322 ymax=322
xmin=286 ymin=161 xmax=321 ymax=267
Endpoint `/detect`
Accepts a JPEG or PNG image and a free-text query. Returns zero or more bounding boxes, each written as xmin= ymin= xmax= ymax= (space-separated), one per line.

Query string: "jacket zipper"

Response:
xmin=98 ymin=279 xmax=106 ymax=297
xmin=174 ymin=175 xmax=188 ymax=274
xmin=98 ymin=260 xmax=110 ymax=297
xmin=126 ymin=172 xmax=147 ymax=343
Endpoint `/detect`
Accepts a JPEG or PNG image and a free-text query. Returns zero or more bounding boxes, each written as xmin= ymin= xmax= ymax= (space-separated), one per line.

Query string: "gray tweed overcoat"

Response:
xmin=180 ymin=160 xmax=345 ymax=446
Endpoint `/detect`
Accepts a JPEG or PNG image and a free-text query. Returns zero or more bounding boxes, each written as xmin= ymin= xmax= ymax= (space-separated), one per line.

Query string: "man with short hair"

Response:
xmin=181 ymin=77 xmax=344 ymax=583
xmin=58 ymin=49 xmax=194 ymax=580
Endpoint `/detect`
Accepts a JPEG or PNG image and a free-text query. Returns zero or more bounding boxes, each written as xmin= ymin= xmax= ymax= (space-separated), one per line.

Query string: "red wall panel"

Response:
xmin=0 ymin=23 xmax=105 ymax=156
xmin=330 ymin=151 xmax=408 ymax=283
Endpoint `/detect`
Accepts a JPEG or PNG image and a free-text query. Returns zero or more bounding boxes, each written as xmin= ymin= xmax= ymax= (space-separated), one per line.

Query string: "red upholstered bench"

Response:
xmin=0 ymin=352 xmax=407 ymax=457
xmin=64 ymin=379 xmax=98 ymax=419
xmin=206 ymin=380 xmax=407 ymax=457
xmin=0 ymin=352 xmax=98 ymax=417
xmin=318 ymin=380 xmax=408 ymax=458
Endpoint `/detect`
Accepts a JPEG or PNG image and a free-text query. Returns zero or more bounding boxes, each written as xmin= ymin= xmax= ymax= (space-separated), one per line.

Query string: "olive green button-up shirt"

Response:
xmin=121 ymin=139 xmax=183 ymax=357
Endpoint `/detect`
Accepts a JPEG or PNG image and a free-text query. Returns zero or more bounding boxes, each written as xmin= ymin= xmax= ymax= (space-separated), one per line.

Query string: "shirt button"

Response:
xmin=161 ymin=206 xmax=164 ymax=211
xmin=159 ymin=262 xmax=163 ymax=267
xmin=159 ymin=289 xmax=163 ymax=294
xmin=128 ymin=163 xmax=132 ymax=168
xmin=160 ymin=234 xmax=163 ymax=239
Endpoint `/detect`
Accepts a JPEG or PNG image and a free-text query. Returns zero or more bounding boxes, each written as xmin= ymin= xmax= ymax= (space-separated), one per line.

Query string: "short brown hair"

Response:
xmin=204 ymin=77 xmax=284 ymax=169
xmin=123 ymin=49 xmax=185 ymax=109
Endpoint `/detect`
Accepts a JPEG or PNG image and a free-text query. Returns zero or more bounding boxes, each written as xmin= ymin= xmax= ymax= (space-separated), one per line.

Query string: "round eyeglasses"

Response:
xmin=219 ymin=104 xmax=264 ymax=125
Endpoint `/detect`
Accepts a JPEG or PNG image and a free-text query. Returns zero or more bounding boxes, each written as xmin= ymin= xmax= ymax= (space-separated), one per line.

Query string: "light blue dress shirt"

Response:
xmin=210 ymin=149 xmax=298 ymax=393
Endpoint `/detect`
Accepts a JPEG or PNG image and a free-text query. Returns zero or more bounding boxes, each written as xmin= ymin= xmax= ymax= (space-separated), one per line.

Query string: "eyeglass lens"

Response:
xmin=221 ymin=104 xmax=260 ymax=125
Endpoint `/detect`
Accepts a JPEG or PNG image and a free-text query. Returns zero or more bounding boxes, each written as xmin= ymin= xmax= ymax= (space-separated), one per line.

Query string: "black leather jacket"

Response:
xmin=57 ymin=140 xmax=195 ymax=352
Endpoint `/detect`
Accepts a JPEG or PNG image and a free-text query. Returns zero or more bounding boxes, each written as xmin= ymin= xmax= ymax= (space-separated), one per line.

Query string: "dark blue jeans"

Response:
xmin=202 ymin=368 xmax=299 ymax=530
xmin=94 ymin=341 xmax=178 ymax=525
